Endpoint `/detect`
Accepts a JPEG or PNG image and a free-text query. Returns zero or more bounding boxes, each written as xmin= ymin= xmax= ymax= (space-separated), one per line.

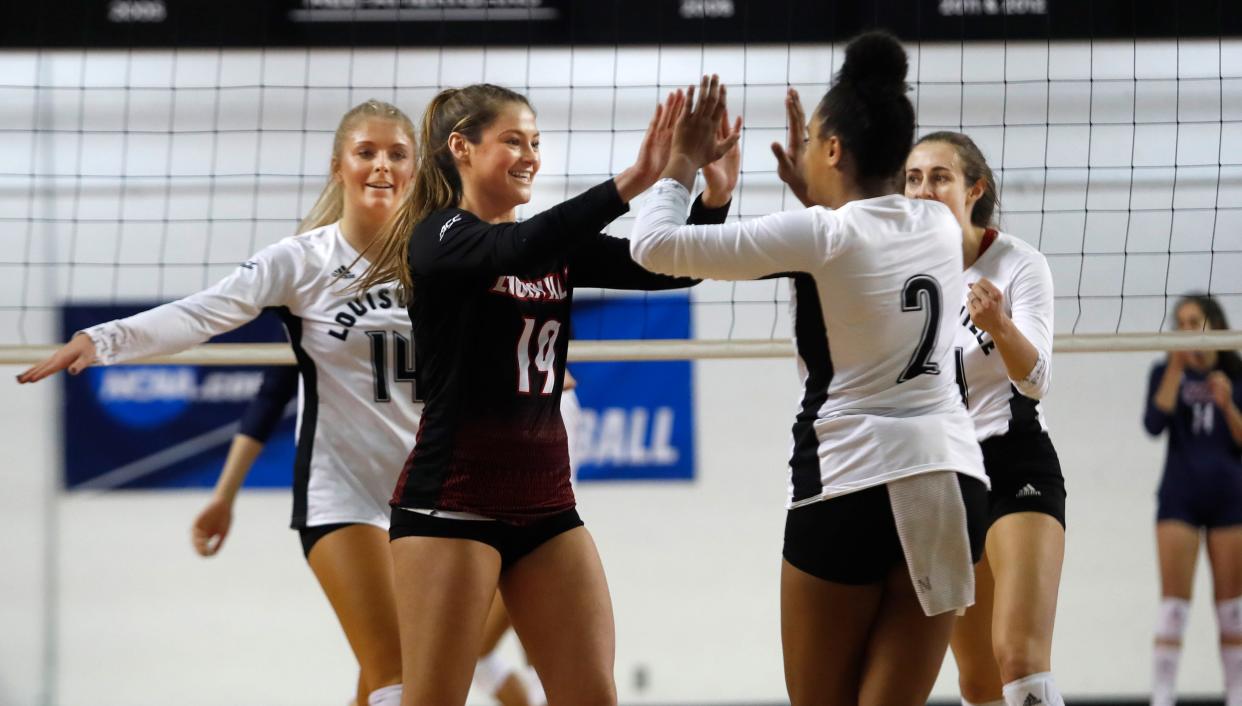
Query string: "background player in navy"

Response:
xmin=906 ymin=133 xmax=1067 ymax=706
xmin=1144 ymin=294 xmax=1242 ymax=706
xmin=22 ymin=101 xmax=419 ymax=706
xmin=355 ymin=84 xmax=735 ymax=706
xmin=632 ymin=36 xmax=988 ymax=706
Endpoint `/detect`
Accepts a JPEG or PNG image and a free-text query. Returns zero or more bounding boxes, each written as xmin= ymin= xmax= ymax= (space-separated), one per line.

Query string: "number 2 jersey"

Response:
xmin=393 ymin=179 xmax=726 ymax=522
xmin=83 ymin=222 xmax=419 ymax=530
xmin=631 ymin=179 xmax=986 ymax=508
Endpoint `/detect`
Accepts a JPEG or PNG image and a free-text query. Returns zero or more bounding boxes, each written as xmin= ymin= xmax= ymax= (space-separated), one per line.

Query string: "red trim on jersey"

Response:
xmin=391 ymin=415 xmax=426 ymax=505
xmin=978 ymin=228 xmax=998 ymax=259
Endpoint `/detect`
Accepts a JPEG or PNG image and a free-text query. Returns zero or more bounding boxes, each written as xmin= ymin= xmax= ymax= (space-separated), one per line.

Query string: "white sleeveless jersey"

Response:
xmin=632 ymin=180 xmax=985 ymax=508
xmin=84 ymin=223 xmax=421 ymax=529
xmin=954 ymin=231 xmax=1054 ymax=441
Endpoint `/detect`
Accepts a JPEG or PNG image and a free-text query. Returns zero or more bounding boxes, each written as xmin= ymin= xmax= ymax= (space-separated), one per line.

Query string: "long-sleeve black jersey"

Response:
xmin=237 ymin=365 xmax=298 ymax=443
xmin=392 ymin=179 xmax=728 ymax=521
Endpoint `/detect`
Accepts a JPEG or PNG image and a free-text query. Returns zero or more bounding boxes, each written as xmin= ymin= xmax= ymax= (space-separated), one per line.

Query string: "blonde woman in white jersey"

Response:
xmin=19 ymin=101 xmax=418 ymax=706
xmin=905 ymin=132 xmax=1066 ymax=706
xmin=631 ymin=33 xmax=988 ymax=706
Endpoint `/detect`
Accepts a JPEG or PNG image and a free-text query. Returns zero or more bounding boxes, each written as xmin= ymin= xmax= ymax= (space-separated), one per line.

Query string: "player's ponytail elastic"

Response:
xmin=813 ymin=31 xmax=915 ymax=188
xmin=298 ymin=99 xmax=416 ymax=235
xmin=356 ymin=84 xmax=532 ymax=293
xmin=916 ymin=131 xmax=1000 ymax=228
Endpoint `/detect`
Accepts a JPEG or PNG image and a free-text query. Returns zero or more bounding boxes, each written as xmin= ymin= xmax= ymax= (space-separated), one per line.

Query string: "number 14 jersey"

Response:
xmin=83 ymin=222 xmax=421 ymax=529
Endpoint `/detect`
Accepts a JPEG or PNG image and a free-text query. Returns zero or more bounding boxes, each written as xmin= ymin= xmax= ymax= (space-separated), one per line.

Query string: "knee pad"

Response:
xmin=1219 ymin=597 xmax=1242 ymax=637
xmin=1157 ymin=597 xmax=1191 ymax=642
xmin=474 ymin=652 xmax=514 ymax=696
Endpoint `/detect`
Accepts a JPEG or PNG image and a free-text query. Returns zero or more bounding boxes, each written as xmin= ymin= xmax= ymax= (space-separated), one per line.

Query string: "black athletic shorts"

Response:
xmin=389 ymin=506 xmax=584 ymax=571
xmin=782 ymin=473 xmax=988 ymax=585
xmin=980 ymin=430 xmax=1067 ymax=529
xmin=298 ymin=522 xmax=361 ymax=559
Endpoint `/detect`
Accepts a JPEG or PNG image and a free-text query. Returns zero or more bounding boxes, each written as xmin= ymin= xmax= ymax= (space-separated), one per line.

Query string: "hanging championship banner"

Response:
xmin=569 ymin=293 xmax=695 ymax=482
xmin=61 ymin=304 xmax=295 ymax=490
xmin=7 ymin=0 xmax=1238 ymax=49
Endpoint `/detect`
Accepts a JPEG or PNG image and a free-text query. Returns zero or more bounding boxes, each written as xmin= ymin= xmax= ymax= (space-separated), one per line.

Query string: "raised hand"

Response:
xmin=701 ymin=107 xmax=742 ymax=209
xmin=1209 ymin=371 xmax=1235 ymax=411
xmin=16 ymin=333 xmax=98 ymax=384
xmin=966 ymin=278 xmax=1008 ymax=335
xmin=615 ymin=91 xmax=686 ymax=203
xmin=770 ymin=87 xmax=813 ymax=207
xmin=673 ymin=75 xmax=741 ymax=170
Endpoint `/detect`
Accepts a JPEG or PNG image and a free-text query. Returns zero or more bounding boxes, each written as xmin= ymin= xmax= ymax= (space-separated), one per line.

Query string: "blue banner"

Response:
xmin=62 ymin=305 xmax=295 ymax=490
xmin=62 ymin=294 xmax=696 ymax=489
xmin=569 ymin=294 xmax=695 ymax=481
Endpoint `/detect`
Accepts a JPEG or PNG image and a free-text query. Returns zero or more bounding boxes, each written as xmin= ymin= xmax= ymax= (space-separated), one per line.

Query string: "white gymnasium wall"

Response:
xmin=1 ymin=39 xmax=1240 ymax=705
xmin=0 ymin=353 xmax=1227 ymax=706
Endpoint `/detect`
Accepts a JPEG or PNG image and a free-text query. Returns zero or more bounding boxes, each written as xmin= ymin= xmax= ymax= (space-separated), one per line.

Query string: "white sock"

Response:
xmin=963 ymin=699 xmax=1006 ymax=706
xmin=1152 ymin=644 xmax=1181 ymax=706
xmin=367 ymin=684 xmax=402 ymax=706
xmin=1002 ymin=672 xmax=1064 ymax=706
xmin=474 ymin=651 xmax=515 ymax=697
xmin=1223 ymin=645 xmax=1242 ymax=706
xmin=524 ymin=664 xmax=547 ymax=706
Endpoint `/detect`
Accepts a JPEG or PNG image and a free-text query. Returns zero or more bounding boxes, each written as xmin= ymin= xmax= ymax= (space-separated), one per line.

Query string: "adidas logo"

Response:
xmin=331 ymin=265 xmax=356 ymax=280
xmin=1023 ymin=694 xmax=1043 ymax=706
xmin=240 ymin=260 xmax=258 ymax=270
xmin=1016 ymin=483 xmax=1041 ymax=499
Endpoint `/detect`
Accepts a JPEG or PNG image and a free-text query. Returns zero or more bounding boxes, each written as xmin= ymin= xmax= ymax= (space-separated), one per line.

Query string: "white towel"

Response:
xmin=887 ymin=471 xmax=975 ymax=616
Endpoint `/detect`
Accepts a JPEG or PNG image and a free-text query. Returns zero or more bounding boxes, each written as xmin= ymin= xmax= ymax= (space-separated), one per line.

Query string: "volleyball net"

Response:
xmin=3 ymin=0 xmax=1241 ymax=361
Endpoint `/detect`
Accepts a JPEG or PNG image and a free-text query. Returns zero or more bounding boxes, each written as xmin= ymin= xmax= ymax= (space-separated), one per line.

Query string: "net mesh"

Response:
xmin=3 ymin=6 xmax=1241 ymax=358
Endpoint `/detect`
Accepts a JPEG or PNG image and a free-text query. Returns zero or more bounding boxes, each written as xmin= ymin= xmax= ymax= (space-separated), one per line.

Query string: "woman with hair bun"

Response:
xmin=631 ymin=32 xmax=988 ymax=706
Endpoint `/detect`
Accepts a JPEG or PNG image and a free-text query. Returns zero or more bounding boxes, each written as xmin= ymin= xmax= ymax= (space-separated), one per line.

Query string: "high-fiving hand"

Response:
xmin=615 ymin=90 xmax=688 ymax=203
xmin=660 ymin=75 xmax=742 ymax=191
xmin=701 ymin=107 xmax=742 ymax=209
xmin=770 ymin=87 xmax=813 ymax=207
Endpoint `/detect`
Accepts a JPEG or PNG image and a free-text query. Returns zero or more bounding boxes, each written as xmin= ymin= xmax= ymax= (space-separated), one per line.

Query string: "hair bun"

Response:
xmin=838 ymin=31 xmax=908 ymax=93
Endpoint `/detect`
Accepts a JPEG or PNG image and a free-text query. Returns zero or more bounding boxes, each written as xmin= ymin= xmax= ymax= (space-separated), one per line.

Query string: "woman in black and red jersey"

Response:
xmin=354 ymin=85 xmax=738 ymax=706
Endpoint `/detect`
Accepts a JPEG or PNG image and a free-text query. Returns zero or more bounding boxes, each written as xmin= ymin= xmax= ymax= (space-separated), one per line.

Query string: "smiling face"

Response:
xmin=456 ymin=101 xmax=541 ymax=213
xmin=335 ymin=117 xmax=414 ymax=224
xmin=904 ymin=140 xmax=981 ymax=232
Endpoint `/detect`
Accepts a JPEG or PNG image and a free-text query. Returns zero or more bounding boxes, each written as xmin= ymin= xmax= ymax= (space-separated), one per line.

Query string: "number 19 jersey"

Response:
xmin=393 ymin=180 xmax=717 ymax=522
xmin=631 ymin=180 xmax=986 ymax=508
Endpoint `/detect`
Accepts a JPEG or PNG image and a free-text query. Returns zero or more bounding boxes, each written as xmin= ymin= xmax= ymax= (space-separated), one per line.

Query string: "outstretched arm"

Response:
xmin=18 ymin=241 xmax=304 ymax=382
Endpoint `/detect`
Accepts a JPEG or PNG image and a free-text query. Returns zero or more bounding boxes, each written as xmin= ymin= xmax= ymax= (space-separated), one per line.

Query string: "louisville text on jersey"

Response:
xmin=489 ymin=271 xmax=569 ymax=302
xmin=328 ymin=287 xmax=407 ymax=341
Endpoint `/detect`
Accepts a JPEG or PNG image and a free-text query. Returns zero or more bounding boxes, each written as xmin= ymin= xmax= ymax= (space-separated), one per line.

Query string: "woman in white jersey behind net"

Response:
xmin=905 ymin=132 xmax=1067 ymax=706
xmin=630 ymin=33 xmax=988 ymax=706
xmin=19 ymin=101 xmax=420 ymax=706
